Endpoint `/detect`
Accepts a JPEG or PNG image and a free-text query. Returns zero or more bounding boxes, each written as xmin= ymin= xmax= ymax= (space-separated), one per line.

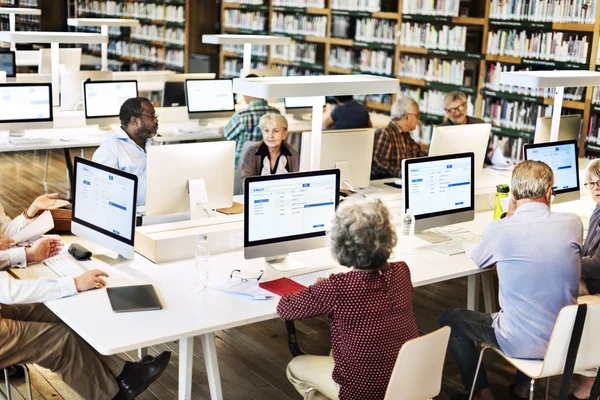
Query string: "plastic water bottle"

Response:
xmin=402 ymin=209 xmax=415 ymax=237
xmin=194 ymin=235 xmax=210 ymax=292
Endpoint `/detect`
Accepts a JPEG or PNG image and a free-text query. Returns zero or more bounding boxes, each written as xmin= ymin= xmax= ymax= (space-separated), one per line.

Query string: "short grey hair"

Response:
xmin=443 ymin=91 xmax=467 ymax=109
xmin=587 ymin=159 xmax=600 ymax=182
xmin=391 ymin=96 xmax=418 ymax=121
xmin=259 ymin=113 xmax=288 ymax=131
xmin=511 ymin=160 xmax=554 ymax=200
xmin=329 ymin=196 xmax=397 ymax=270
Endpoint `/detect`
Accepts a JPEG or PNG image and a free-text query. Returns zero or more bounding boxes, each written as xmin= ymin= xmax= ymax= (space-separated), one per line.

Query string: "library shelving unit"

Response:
xmin=215 ymin=0 xmax=600 ymax=159
xmin=0 ymin=0 xmax=65 ymax=34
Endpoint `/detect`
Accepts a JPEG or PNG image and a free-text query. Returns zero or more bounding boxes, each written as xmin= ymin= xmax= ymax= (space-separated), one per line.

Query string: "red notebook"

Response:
xmin=259 ymin=278 xmax=306 ymax=297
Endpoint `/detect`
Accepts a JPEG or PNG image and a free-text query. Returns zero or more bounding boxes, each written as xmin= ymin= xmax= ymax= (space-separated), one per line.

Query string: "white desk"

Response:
xmin=0 ymin=7 xmax=41 ymax=51
xmin=0 ymin=31 xmax=108 ymax=106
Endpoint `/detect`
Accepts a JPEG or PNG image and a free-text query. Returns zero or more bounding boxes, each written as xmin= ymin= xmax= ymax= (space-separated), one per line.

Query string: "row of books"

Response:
xmin=399 ymin=23 xmax=467 ymax=51
xmin=487 ymin=30 xmax=589 ymax=64
xmin=481 ymin=98 xmax=552 ymax=132
xmin=494 ymin=136 xmax=530 ymax=164
xmin=129 ymin=3 xmax=185 ymax=22
xmin=77 ymin=1 xmax=125 ymax=16
xmin=398 ymin=55 xmax=468 ymax=86
xmin=410 ymin=124 xmax=433 ymax=145
xmin=401 ymin=0 xmax=460 ymax=17
xmin=224 ymin=0 xmax=264 ymax=4
xmin=224 ymin=10 xmax=266 ymax=31
xmin=271 ymin=13 xmax=328 ymax=37
xmin=272 ymin=41 xmax=318 ymax=63
xmin=591 ymin=87 xmax=600 ymax=105
xmin=20 ymin=0 xmax=38 ymax=6
xmin=278 ymin=66 xmax=323 ymax=76
xmin=362 ymin=93 xmax=393 ymax=105
xmin=596 ymin=41 xmax=600 ymax=64
xmin=399 ymin=87 xmax=475 ymax=116
xmin=273 ymin=0 xmax=325 ymax=7
xmin=224 ymin=44 xmax=269 ymax=57
xmin=489 ymin=0 xmax=597 ymax=23
xmin=587 ymin=114 xmax=600 ymax=145
xmin=483 ymin=62 xmax=585 ymax=101
xmin=355 ymin=18 xmax=396 ymax=44
xmin=224 ymin=59 xmax=267 ymax=77
xmin=329 ymin=47 xmax=394 ymax=75
xmin=98 ymin=40 xmax=185 ymax=68
xmin=330 ymin=0 xmax=381 ymax=12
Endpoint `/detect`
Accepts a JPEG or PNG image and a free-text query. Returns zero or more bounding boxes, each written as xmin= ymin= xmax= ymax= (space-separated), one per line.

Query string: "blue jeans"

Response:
xmin=439 ymin=309 xmax=533 ymax=393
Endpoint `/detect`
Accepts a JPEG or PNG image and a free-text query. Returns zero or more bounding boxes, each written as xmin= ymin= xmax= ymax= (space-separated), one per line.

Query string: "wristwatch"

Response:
xmin=500 ymin=212 xmax=507 ymax=219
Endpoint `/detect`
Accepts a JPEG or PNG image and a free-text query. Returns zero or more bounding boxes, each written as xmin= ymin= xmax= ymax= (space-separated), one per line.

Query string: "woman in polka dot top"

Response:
xmin=277 ymin=196 xmax=419 ymax=400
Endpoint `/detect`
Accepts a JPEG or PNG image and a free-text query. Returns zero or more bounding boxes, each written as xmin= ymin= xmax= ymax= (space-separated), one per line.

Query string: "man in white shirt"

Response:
xmin=0 ymin=199 xmax=170 ymax=400
xmin=92 ymin=97 xmax=159 ymax=206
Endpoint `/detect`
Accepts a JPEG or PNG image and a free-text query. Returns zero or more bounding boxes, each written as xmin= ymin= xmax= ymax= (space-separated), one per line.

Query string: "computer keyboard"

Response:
xmin=43 ymin=255 xmax=87 ymax=278
xmin=433 ymin=241 xmax=465 ymax=256
xmin=290 ymin=267 xmax=346 ymax=287
xmin=9 ymin=137 xmax=48 ymax=145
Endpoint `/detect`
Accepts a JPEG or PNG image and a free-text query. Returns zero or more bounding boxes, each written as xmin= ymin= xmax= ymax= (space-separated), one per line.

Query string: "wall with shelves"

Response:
xmin=0 ymin=0 xmax=65 ymax=33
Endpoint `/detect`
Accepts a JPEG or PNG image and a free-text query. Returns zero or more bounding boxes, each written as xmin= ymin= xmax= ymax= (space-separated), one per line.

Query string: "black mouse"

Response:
xmin=68 ymin=243 xmax=92 ymax=261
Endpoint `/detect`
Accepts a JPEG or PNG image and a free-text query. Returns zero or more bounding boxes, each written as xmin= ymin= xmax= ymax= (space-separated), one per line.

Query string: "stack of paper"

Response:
xmin=209 ymin=279 xmax=274 ymax=300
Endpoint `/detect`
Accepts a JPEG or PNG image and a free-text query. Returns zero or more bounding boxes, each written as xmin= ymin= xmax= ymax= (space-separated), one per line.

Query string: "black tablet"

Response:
xmin=107 ymin=285 xmax=162 ymax=313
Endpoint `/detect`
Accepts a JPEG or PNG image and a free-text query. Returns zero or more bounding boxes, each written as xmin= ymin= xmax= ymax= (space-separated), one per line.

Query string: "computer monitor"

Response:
xmin=0 ymin=83 xmax=53 ymax=135
xmin=83 ymin=80 xmax=139 ymax=129
xmin=60 ymin=70 xmax=113 ymax=111
xmin=429 ymin=123 xmax=491 ymax=184
xmin=244 ymin=169 xmax=340 ymax=271
xmin=39 ymin=48 xmax=82 ymax=73
xmin=0 ymin=51 xmax=16 ymax=78
xmin=299 ymin=128 xmax=375 ymax=189
xmin=523 ymin=139 xmax=580 ymax=203
xmin=185 ymin=78 xmax=235 ymax=119
xmin=534 ymin=115 xmax=582 ymax=144
xmin=402 ymin=152 xmax=475 ymax=243
xmin=162 ymin=73 xmax=216 ymax=107
xmin=146 ymin=141 xmax=235 ymax=216
xmin=285 ymin=96 xmax=326 ymax=118
xmin=72 ymin=157 xmax=138 ymax=259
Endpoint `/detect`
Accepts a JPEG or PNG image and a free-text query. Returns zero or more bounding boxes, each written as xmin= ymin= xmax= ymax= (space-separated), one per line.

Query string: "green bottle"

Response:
xmin=494 ymin=184 xmax=510 ymax=220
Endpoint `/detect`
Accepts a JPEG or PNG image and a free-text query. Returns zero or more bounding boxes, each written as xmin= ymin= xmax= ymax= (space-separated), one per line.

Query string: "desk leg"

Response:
xmin=201 ymin=333 xmax=223 ymax=400
xmin=63 ymin=149 xmax=74 ymax=201
xmin=481 ymin=271 xmax=497 ymax=314
xmin=179 ymin=337 xmax=194 ymax=400
xmin=137 ymin=348 xmax=148 ymax=360
xmin=467 ymin=274 xmax=480 ymax=312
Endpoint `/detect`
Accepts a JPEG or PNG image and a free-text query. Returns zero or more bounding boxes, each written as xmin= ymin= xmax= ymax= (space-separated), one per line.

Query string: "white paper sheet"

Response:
xmin=209 ymin=279 xmax=274 ymax=300
xmin=11 ymin=210 xmax=54 ymax=243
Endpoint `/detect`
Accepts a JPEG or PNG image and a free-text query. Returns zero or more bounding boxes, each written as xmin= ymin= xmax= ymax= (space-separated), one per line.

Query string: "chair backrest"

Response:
xmin=39 ymin=48 xmax=82 ymax=73
xmin=384 ymin=326 xmax=450 ymax=400
xmin=539 ymin=303 xmax=600 ymax=376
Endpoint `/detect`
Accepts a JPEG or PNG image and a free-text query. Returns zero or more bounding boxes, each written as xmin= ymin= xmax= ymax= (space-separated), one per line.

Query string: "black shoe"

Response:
xmin=5 ymin=365 xmax=25 ymax=379
xmin=115 ymin=351 xmax=171 ymax=400
xmin=509 ymin=384 xmax=529 ymax=400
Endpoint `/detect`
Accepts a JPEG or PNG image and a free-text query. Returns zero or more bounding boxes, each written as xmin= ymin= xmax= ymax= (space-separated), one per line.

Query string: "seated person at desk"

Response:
xmin=278 ymin=196 xmax=419 ymax=400
xmin=370 ymin=96 xmax=427 ymax=179
xmin=322 ymin=95 xmax=371 ymax=130
xmin=239 ymin=114 xmax=299 ymax=191
xmin=440 ymin=160 xmax=582 ymax=400
xmin=92 ymin=97 xmax=159 ymax=206
xmin=440 ymin=91 xmax=483 ymax=126
xmin=220 ymin=74 xmax=281 ymax=167
xmin=0 ymin=206 xmax=171 ymax=400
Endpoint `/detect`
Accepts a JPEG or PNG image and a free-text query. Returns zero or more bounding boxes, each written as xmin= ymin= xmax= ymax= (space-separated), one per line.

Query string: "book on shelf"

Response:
xmin=355 ymin=18 xmax=396 ymax=43
xmin=481 ymin=98 xmax=552 ymax=133
xmin=272 ymin=40 xmax=318 ymax=63
xmin=224 ymin=9 xmax=267 ymax=31
xmin=402 ymin=0 xmax=459 ymax=16
xmin=491 ymin=136 xmax=529 ymax=165
xmin=271 ymin=13 xmax=327 ymax=37
xmin=273 ymin=0 xmax=325 ymax=7
xmin=224 ymin=43 xmax=269 ymax=57
xmin=400 ymin=22 xmax=467 ymax=51
xmin=224 ymin=59 xmax=267 ymax=77
xmin=588 ymin=114 xmax=600 ymax=145
xmin=331 ymin=0 xmax=381 ymax=12
xmin=330 ymin=46 xmax=393 ymax=75
xmin=398 ymin=55 xmax=477 ymax=86
xmin=224 ymin=0 xmax=265 ymax=4
xmin=489 ymin=0 xmax=597 ymax=24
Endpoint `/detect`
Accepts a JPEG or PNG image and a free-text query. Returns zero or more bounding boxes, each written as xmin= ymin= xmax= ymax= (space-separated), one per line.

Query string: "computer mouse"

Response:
xmin=68 ymin=243 xmax=92 ymax=261
xmin=394 ymin=179 xmax=403 ymax=187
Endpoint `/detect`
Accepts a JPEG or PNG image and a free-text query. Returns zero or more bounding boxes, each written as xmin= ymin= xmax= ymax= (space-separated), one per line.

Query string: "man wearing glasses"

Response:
xmin=370 ymin=96 xmax=427 ymax=180
xmin=93 ymin=97 xmax=159 ymax=206
xmin=440 ymin=91 xmax=483 ymax=126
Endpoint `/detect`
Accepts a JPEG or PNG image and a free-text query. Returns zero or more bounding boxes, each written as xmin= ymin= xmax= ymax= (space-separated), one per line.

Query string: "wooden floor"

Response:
xmin=0 ymin=149 xmax=575 ymax=400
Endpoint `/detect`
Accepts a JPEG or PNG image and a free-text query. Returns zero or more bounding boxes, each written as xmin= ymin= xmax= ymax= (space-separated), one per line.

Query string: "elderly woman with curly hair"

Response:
xmin=277 ymin=196 xmax=419 ymax=400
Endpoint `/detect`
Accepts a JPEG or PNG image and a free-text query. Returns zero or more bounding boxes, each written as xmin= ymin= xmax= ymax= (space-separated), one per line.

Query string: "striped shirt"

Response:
xmin=92 ymin=128 xmax=156 ymax=206
xmin=222 ymin=99 xmax=280 ymax=167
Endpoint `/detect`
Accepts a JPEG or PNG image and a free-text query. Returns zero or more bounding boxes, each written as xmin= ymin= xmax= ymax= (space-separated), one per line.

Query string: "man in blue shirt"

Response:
xmin=93 ymin=97 xmax=159 ymax=206
xmin=440 ymin=160 xmax=582 ymax=400
xmin=322 ymin=95 xmax=371 ymax=130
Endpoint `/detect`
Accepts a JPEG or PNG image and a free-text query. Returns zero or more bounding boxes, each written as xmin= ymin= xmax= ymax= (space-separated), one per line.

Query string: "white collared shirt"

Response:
xmin=92 ymin=127 xmax=156 ymax=206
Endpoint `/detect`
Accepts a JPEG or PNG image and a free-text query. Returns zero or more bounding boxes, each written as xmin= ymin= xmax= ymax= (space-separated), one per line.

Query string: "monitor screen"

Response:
xmin=72 ymin=157 xmax=137 ymax=245
xmin=404 ymin=153 xmax=475 ymax=220
xmin=83 ymin=80 xmax=139 ymax=119
xmin=245 ymin=170 xmax=340 ymax=246
xmin=524 ymin=140 xmax=579 ymax=194
xmin=0 ymin=51 xmax=15 ymax=77
xmin=185 ymin=79 xmax=234 ymax=113
xmin=284 ymin=96 xmax=326 ymax=109
xmin=0 ymin=83 xmax=52 ymax=123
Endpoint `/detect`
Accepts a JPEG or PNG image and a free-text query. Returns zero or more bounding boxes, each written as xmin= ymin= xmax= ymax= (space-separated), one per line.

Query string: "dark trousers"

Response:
xmin=439 ymin=309 xmax=532 ymax=392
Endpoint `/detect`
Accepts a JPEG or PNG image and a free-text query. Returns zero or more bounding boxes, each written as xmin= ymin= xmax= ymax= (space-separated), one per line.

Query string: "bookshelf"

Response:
xmin=214 ymin=0 xmax=600 ymax=160
xmin=0 ymin=0 xmax=65 ymax=34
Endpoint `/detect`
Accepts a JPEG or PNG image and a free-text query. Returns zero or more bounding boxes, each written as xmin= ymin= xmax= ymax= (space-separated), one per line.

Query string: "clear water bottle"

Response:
xmin=194 ymin=235 xmax=210 ymax=292
xmin=402 ymin=209 xmax=415 ymax=237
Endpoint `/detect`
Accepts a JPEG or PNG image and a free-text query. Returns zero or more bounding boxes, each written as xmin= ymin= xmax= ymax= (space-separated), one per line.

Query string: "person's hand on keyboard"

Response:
xmin=0 ymin=238 xmax=14 ymax=251
xmin=25 ymin=236 xmax=63 ymax=263
xmin=74 ymin=270 xmax=109 ymax=291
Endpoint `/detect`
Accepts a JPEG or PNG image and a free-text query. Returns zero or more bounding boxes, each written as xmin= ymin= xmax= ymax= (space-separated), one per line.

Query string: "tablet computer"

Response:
xmin=106 ymin=284 xmax=163 ymax=313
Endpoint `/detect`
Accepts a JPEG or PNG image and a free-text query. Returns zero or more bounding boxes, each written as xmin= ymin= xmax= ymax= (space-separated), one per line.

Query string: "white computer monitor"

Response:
xmin=60 ymin=70 xmax=113 ymax=111
xmin=429 ymin=123 xmax=491 ymax=184
xmin=523 ymin=139 xmax=580 ymax=203
xmin=146 ymin=141 xmax=236 ymax=216
xmin=0 ymin=83 xmax=53 ymax=135
xmin=83 ymin=80 xmax=139 ymax=128
xmin=39 ymin=48 xmax=82 ymax=73
xmin=299 ymin=128 xmax=375 ymax=189
xmin=0 ymin=51 xmax=16 ymax=78
xmin=162 ymin=73 xmax=216 ymax=107
xmin=185 ymin=78 xmax=235 ymax=119
xmin=72 ymin=157 xmax=138 ymax=259
xmin=534 ymin=115 xmax=582 ymax=144
xmin=244 ymin=169 xmax=340 ymax=270
xmin=285 ymin=96 xmax=325 ymax=118
xmin=402 ymin=152 xmax=475 ymax=242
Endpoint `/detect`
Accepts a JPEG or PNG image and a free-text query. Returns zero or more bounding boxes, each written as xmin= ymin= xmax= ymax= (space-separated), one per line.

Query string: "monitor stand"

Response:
xmin=98 ymin=124 xmax=113 ymax=131
xmin=415 ymin=230 xmax=452 ymax=244
xmin=265 ymin=254 xmax=308 ymax=272
xmin=8 ymin=130 xmax=25 ymax=137
xmin=94 ymin=253 xmax=131 ymax=266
